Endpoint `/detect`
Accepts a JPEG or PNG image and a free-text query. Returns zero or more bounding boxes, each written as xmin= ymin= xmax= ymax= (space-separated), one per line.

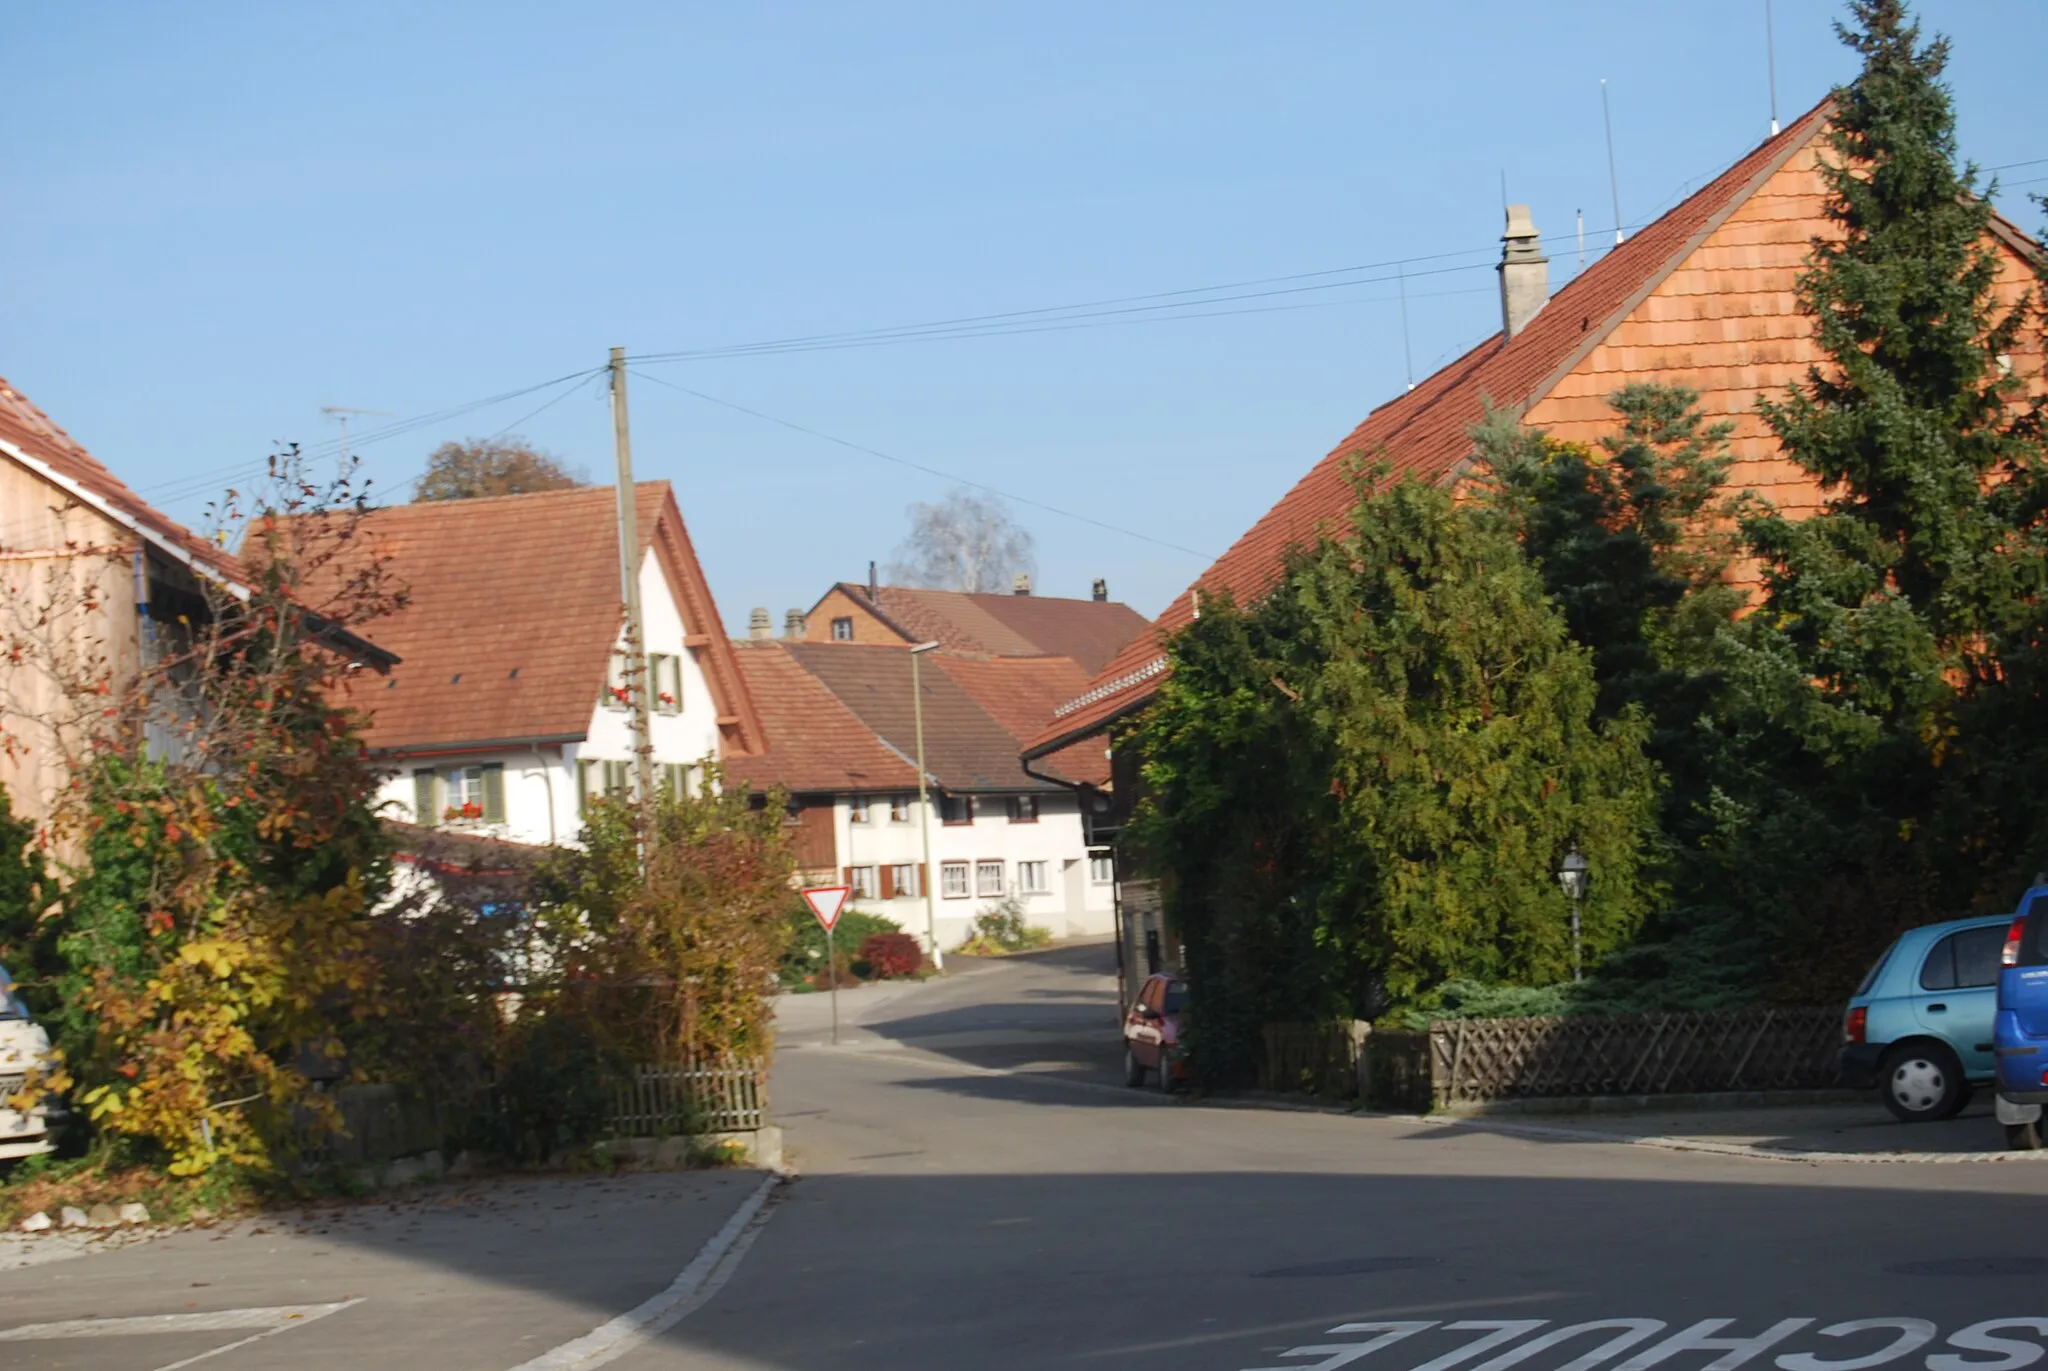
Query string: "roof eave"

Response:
xmin=0 ymin=437 xmax=249 ymax=599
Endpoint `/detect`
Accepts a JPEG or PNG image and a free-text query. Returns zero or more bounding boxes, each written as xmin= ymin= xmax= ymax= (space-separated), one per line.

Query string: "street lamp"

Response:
xmin=910 ymin=641 xmax=944 ymax=972
xmin=1556 ymin=845 xmax=1589 ymax=982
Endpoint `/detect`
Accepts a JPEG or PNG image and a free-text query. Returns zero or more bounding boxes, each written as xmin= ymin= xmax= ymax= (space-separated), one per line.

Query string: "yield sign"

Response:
xmin=802 ymin=885 xmax=851 ymax=932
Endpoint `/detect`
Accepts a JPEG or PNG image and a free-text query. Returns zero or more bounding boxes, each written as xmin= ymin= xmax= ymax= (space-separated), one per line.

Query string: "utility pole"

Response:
xmin=608 ymin=347 xmax=657 ymax=828
xmin=911 ymin=641 xmax=944 ymax=972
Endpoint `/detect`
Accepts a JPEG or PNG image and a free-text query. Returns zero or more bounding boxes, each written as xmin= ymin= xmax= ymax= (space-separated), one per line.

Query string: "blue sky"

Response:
xmin=10 ymin=2 xmax=2043 ymax=625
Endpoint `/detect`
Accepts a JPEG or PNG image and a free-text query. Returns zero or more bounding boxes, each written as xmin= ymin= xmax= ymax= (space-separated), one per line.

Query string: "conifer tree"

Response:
xmin=1132 ymin=477 xmax=1660 ymax=1080
xmin=1723 ymin=0 xmax=2044 ymax=976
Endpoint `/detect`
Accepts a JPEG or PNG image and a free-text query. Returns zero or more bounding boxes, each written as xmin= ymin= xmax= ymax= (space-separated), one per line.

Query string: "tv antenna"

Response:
xmin=321 ymin=405 xmax=392 ymax=466
xmin=1764 ymin=0 xmax=1781 ymax=136
xmin=1601 ymin=79 xmax=1625 ymax=245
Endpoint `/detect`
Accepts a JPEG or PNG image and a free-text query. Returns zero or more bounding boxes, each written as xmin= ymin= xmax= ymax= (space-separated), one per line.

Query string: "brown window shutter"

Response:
xmin=481 ymin=764 xmax=506 ymax=824
xmin=880 ymin=865 xmax=896 ymax=900
xmin=842 ymin=866 xmax=852 ymax=888
xmin=919 ymin=863 xmax=928 ymax=899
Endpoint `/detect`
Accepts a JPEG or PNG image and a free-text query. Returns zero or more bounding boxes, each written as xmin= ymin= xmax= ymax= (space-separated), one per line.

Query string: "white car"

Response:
xmin=0 ymin=967 xmax=60 ymax=1161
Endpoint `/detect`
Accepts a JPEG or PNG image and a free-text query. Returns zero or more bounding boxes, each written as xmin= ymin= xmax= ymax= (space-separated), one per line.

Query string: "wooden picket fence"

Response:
xmin=609 ymin=1058 xmax=767 ymax=1136
xmin=1425 ymin=1008 xmax=1842 ymax=1109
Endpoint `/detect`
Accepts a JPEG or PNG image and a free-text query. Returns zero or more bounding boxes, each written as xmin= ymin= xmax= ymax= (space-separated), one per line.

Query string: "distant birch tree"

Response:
xmin=886 ymin=488 xmax=1036 ymax=593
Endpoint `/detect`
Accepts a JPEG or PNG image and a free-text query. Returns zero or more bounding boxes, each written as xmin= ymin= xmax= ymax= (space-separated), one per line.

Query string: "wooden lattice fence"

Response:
xmin=1426 ymin=1009 xmax=1843 ymax=1108
xmin=609 ymin=1058 xmax=767 ymax=1136
xmin=1259 ymin=1021 xmax=1372 ymax=1098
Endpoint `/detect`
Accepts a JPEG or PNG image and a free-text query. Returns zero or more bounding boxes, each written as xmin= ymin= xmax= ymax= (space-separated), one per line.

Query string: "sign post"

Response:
xmin=802 ymin=885 xmax=852 ymax=1045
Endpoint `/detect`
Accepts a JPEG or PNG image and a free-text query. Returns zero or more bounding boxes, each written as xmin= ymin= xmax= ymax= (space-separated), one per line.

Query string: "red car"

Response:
xmin=1122 ymin=973 xmax=1187 ymax=1090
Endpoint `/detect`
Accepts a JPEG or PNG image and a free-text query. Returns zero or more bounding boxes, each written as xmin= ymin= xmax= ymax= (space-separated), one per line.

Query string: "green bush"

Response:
xmin=956 ymin=897 xmax=1053 ymax=955
xmin=779 ymin=905 xmax=902 ymax=986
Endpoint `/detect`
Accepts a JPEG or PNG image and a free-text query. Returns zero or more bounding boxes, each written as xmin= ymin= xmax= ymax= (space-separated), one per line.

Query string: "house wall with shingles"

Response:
xmin=1524 ymin=140 xmax=2044 ymax=516
xmin=0 ymin=456 xmax=142 ymax=830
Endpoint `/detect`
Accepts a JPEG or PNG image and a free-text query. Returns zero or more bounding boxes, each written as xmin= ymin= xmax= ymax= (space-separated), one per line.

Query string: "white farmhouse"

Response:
xmin=324 ymin=483 xmax=761 ymax=845
xmin=728 ymin=585 xmax=1143 ymax=951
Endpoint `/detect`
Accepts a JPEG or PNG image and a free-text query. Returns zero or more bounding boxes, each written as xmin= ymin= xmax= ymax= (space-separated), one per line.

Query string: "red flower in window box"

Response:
xmin=658 ymin=692 xmax=677 ymax=707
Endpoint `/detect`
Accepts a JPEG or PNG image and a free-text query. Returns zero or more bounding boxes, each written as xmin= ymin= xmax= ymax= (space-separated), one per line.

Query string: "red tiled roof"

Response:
xmin=724 ymin=641 xmax=919 ymax=795
xmin=0 ymin=375 xmax=242 ymax=586
xmin=292 ymin=483 xmax=759 ymax=755
xmin=771 ymin=642 xmax=1062 ymax=793
xmin=823 ymin=583 xmax=1150 ymax=673
xmin=1026 ymin=100 xmax=1837 ymax=758
xmin=933 ymin=654 xmax=1108 ymax=787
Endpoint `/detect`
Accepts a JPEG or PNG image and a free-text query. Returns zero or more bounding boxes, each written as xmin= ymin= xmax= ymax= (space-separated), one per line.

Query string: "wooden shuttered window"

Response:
xmin=879 ymin=865 xmax=896 ymax=900
xmin=481 ymin=764 xmax=505 ymax=824
xmin=413 ymin=770 xmax=438 ymax=823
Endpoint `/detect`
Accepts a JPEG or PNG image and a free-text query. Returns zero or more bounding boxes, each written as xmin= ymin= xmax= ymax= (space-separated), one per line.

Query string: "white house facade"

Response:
xmin=340 ymin=482 xmax=763 ymax=850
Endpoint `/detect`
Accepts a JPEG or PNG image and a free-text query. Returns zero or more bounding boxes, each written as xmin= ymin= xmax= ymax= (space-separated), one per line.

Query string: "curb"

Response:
xmin=506 ymin=1171 xmax=785 ymax=1370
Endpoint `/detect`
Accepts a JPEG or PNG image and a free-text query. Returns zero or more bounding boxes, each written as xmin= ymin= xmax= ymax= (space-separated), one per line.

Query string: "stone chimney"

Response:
xmin=1497 ymin=204 xmax=1549 ymax=340
xmin=1091 ymin=578 xmax=1108 ymax=603
xmin=783 ymin=608 xmax=805 ymax=640
xmin=748 ymin=607 xmax=771 ymax=640
xmin=1012 ymin=573 xmax=1032 ymax=597
xmin=867 ymin=560 xmax=879 ymax=599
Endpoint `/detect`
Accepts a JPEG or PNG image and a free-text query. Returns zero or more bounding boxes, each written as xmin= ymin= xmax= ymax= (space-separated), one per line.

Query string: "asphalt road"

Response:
xmin=6 ymin=942 xmax=2048 ymax=1370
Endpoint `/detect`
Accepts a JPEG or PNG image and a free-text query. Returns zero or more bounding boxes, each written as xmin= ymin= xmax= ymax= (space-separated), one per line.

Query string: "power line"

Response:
xmin=137 ymin=367 xmax=604 ymax=508
xmin=626 ymin=368 xmax=1218 ymax=563
xmin=628 ymin=228 xmax=1631 ymax=367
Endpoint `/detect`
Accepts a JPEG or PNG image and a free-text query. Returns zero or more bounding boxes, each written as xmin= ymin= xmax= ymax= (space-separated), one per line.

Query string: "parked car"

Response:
xmin=0 ymin=965 xmax=61 ymax=1161
xmin=1122 ymin=972 xmax=1186 ymax=1091
xmin=1992 ymin=885 xmax=2048 ymax=1149
xmin=1840 ymin=914 xmax=2012 ymax=1122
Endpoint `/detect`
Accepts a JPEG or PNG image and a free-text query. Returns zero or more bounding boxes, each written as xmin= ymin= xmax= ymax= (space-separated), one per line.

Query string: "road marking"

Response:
xmin=0 ymin=1299 xmax=362 ymax=1371
xmin=0 ymin=1300 xmax=359 ymax=1341
xmin=505 ymin=1173 xmax=782 ymax=1371
xmin=1230 ymin=1319 xmax=2048 ymax=1371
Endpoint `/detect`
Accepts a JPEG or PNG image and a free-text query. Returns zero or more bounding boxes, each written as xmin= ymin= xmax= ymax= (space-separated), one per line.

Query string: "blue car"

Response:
xmin=1841 ymin=914 xmax=2011 ymax=1122
xmin=1992 ymin=885 xmax=2048 ymax=1149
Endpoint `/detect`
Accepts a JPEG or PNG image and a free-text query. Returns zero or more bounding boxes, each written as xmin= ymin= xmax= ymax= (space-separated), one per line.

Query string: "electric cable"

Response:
xmin=627 ymin=367 xmax=1218 ymax=562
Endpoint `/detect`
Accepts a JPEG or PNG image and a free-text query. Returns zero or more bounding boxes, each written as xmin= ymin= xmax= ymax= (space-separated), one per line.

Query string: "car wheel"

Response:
xmin=1156 ymin=1052 xmax=1177 ymax=1094
xmin=1880 ymin=1042 xmax=1966 ymax=1122
xmin=2006 ymin=1119 xmax=2045 ymax=1151
xmin=1123 ymin=1047 xmax=1146 ymax=1088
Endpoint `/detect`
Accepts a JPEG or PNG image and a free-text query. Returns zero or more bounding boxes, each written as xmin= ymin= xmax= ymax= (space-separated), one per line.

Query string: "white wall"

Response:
xmin=830 ymin=789 xmax=1115 ymax=949
xmin=379 ymin=546 xmax=727 ymax=848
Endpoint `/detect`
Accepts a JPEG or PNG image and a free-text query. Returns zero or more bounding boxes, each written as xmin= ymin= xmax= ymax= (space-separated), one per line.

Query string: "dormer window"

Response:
xmin=831 ymin=617 xmax=854 ymax=641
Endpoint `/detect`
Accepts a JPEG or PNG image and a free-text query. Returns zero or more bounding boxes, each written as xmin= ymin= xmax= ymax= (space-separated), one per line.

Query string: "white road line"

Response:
xmin=506 ymin=1173 xmax=783 ymax=1371
xmin=0 ymin=1300 xmax=360 ymax=1341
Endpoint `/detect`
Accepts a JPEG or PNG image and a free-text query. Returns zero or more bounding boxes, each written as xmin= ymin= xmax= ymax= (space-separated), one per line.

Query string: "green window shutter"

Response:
xmin=413 ymin=770 xmax=436 ymax=823
xmin=577 ymin=760 xmax=592 ymax=816
xmin=482 ymin=764 xmax=506 ymax=823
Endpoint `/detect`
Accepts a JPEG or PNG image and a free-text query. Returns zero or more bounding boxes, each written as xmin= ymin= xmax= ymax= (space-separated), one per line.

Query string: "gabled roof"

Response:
xmin=307 ymin=482 xmax=760 ymax=755
xmin=1025 ymin=99 xmax=1845 ymax=759
xmin=724 ymin=641 xmax=920 ymax=795
xmin=814 ymin=583 xmax=1149 ymax=673
xmin=753 ymin=642 xmax=1064 ymax=794
xmin=0 ymin=375 xmax=243 ymax=588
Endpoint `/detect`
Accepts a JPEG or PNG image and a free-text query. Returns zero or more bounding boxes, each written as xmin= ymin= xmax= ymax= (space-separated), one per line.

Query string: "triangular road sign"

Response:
xmin=802 ymin=884 xmax=851 ymax=932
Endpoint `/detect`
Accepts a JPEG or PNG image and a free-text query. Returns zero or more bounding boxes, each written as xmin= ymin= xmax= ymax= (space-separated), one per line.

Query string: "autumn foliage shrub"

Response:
xmin=858 ymin=933 xmax=924 ymax=979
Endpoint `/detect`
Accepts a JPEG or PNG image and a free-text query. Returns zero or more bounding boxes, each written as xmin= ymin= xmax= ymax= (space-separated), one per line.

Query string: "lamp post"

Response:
xmin=910 ymin=641 xmax=944 ymax=972
xmin=1557 ymin=845 xmax=1589 ymax=982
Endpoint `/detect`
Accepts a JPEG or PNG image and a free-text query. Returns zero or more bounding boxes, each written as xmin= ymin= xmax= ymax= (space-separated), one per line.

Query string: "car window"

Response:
xmin=1162 ymin=983 xmax=1188 ymax=1014
xmin=2028 ymin=894 xmax=2048 ymax=967
xmin=1919 ymin=935 xmax=1958 ymax=991
xmin=1953 ymin=925 xmax=2007 ymax=988
xmin=1855 ymin=941 xmax=1896 ymax=996
xmin=1139 ymin=977 xmax=1163 ymax=1011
